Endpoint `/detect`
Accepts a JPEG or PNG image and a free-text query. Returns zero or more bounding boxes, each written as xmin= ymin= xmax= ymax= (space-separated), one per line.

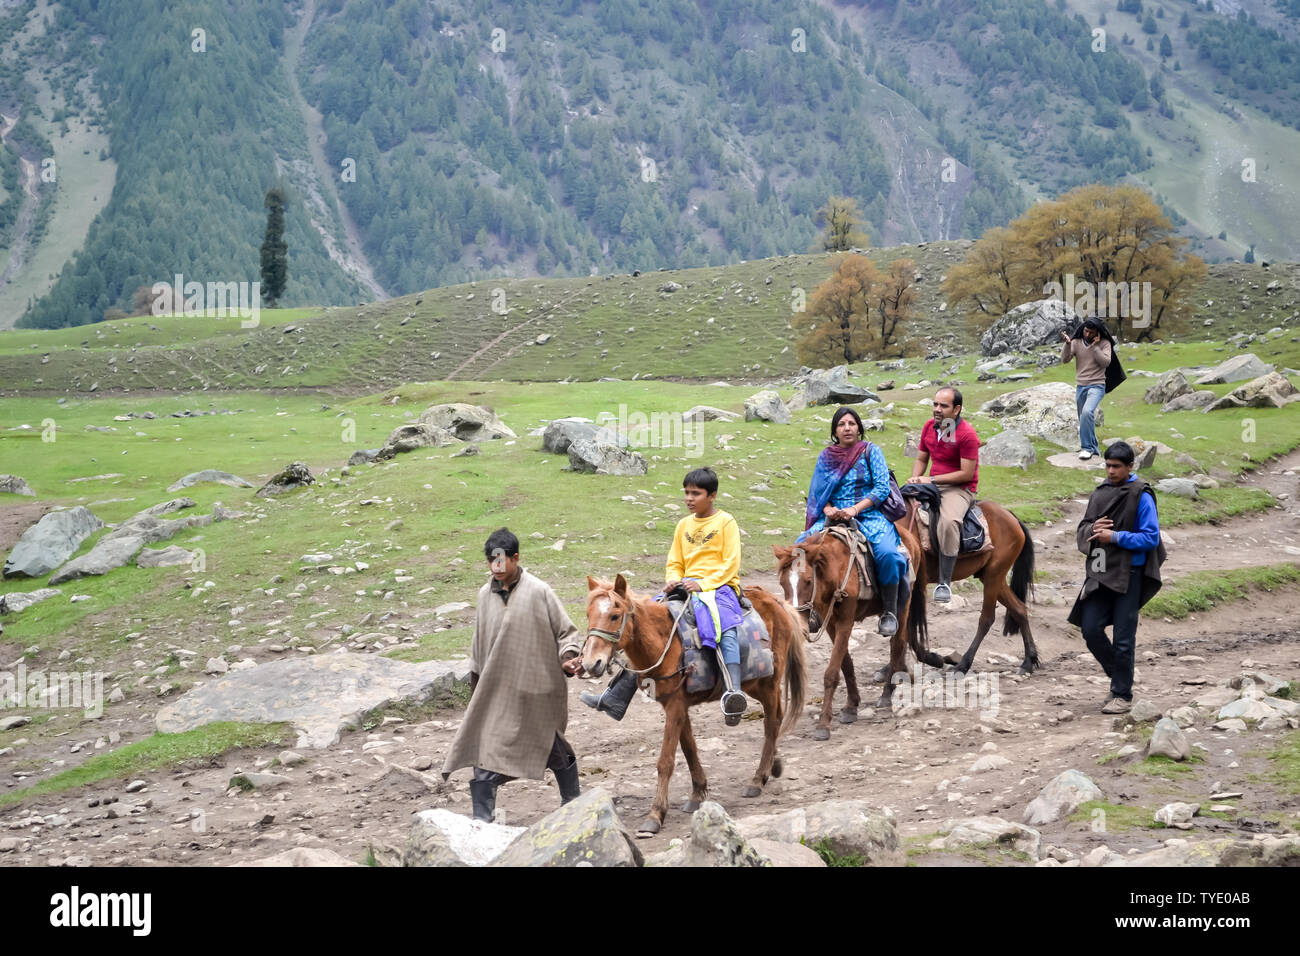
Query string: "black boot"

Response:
xmin=579 ymin=667 xmax=639 ymax=721
xmin=878 ymin=578 xmax=899 ymax=636
xmin=469 ymin=779 xmax=497 ymax=823
xmin=934 ymin=553 xmax=956 ymax=603
xmin=554 ymin=755 xmax=581 ymax=805
xmin=720 ymin=659 xmax=747 ymax=726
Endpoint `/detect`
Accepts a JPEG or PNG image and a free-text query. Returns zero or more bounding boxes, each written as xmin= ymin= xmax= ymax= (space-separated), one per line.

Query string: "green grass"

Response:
xmin=0 ymin=721 xmax=290 ymax=809
xmin=1142 ymin=563 xmax=1300 ymax=620
xmin=1069 ymin=800 xmax=1163 ymax=832
xmin=1265 ymin=732 xmax=1300 ymax=797
xmin=802 ymin=835 xmax=867 ymax=867
xmin=1128 ymin=752 xmax=1205 ymax=777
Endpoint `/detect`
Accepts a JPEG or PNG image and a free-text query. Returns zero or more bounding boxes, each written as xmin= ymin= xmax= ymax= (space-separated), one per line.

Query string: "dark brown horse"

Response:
xmin=579 ymin=575 xmax=806 ymax=837
xmin=774 ymin=520 xmax=940 ymax=737
xmin=903 ymin=498 xmax=1040 ymax=675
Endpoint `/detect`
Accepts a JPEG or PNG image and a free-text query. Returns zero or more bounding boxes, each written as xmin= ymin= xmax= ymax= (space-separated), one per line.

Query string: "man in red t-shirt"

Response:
xmin=907 ymin=386 xmax=979 ymax=602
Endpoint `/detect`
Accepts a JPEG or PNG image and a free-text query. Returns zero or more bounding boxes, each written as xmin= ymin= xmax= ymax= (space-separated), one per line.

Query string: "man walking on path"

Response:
xmin=1061 ymin=318 xmax=1120 ymax=460
xmin=442 ymin=528 xmax=585 ymax=822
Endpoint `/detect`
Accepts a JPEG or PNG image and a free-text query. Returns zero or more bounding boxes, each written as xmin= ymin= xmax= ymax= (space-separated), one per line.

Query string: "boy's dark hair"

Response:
xmin=484 ymin=527 xmax=520 ymax=559
xmin=938 ymin=385 xmax=963 ymax=412
xmin=683 ymin=467 xmax=718 ymax=495
xmin=1104 ymin=441 xmax=1135 ymax=465
xmin=829 ymin=406 xmax=866 ymax=444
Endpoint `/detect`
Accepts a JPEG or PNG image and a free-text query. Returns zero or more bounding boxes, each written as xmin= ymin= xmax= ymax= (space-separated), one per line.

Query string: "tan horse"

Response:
xmin=774 ymin=520 xmax=940 ymax=738
xmin=902 ymin=498 xmax=1040 ymax=675
xmin=580 ymin=575 xmax=806 ymax=837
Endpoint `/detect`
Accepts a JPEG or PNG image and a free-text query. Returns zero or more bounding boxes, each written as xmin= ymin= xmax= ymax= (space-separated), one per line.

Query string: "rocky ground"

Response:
xmin=1 ymin=451 xmax=1297 ymax=866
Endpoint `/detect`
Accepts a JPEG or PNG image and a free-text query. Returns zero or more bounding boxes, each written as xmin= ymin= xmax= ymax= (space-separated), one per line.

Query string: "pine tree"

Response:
xmin=260 ymin=186 xmax=288 ymax=307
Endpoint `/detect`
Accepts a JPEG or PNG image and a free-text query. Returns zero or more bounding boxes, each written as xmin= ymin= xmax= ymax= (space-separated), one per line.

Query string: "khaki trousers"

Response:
xmin=936 ymin=486 xmax=976 ymax=557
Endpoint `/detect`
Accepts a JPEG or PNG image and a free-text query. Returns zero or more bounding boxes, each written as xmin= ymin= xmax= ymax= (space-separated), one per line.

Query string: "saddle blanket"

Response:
xmin=667 ymin=596 xmax=775 ymax=695
xmin=915 ymin=501 xmax=994 ymax=555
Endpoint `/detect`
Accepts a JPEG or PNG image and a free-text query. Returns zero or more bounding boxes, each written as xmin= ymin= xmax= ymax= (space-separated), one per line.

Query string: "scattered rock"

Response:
xmin=648 ymin=802 xmax=770 ymax=867
xmin=0 ymin=587 xmax=62 ymax=614
xmin=681 ymin=406 xmax=740 ymax=423
xmin=980 ymin=298 xmax=1077 ymax=356
xmin=1155 ymin=478 xmax=1198 ymax=500
xmin=137 ymin=546 xmax=195 ymax=568
xmin=1161 ymin=390 xmax=1218 ymax=413
xmin=1205 ymin=372 xmax=1300 ymax=411
xmin=419 ymin=404 xmax=516 ymax=441
xmin=237 ymin=847 xmax=362 ymax=867
xmin=980 ymin=430 xmax=1037 ymax=469
xmin=0 ymin=475 xmax=36 ymax=497
xmin=540 ymin=419 xmax=626 ymax=455
xmin=1023 ymin=769 xmax=1103 ymax=825
xmin=1147 ymin=717 xmax=1191 ymax=761
xmin=3 ymin=507 xmax=104 ymax=579
xmin=254 ymin=462 xmax=315 ymax=498
xmin=1194 ymin=353 xmax=1274 ymax=385
xmin=932 ymin=816 xmax=1042 ymax=861
xmin=229 ymin=772 xmax=289 ymax=791
xmin=736 ymin=799 xmax=901 ymax=865
xmin=167 ymin=470 xmax=254 ymax=492
xmin=1154 ymin=802 xmax=1199 ymax=830
xmin=1129 ymin=700 xmax=1164 ymax=722
xmin=1144 ymin=369 xmax=1193 ymax=405
xmin=375 ymin=424 xmax=456 ymax=460
xmin=566 ymin=440 xmax=648 ymax=477
xmin=488 ymin=789 xmax=643 ymax=867
xmin=743 ymin=390 xmax=790 ymax=425
xmin=393 ymin=808 xmax=525 ymax=867
xmin=980 ymin=381 xmax=1103 ymax=450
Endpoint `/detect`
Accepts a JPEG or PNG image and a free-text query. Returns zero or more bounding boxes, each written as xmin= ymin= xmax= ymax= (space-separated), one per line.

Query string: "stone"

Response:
xmin=166 ymin=470 xmax=254 ymax=492
xmin=255 ymin=462 xmax=315 ymax=498
xmin=418 ymin=403 xmax=516 ymax=441
xmin=980 ymin=430 xmax=1037 ymax=469
xmin=1194 ymin=353 xmax=1274 ymax=385
xmin=395 ymin=808 xmax=525 ymax=866
xmin=970 ymin=754 xmax=1012 ymax=772
xmin=933 ymin=816 xmax=1042 ymax=861
xmin=49 ymin=534 xmax=145 ymax=584
xmin=1192 ymin=687 xmax=1239 ymax=710
xmin=4 ymin=507 xmax=104 ymax=579
xmin=1155 ymin=802 xmax=1199 ymax=830
xmin=788 ymin=366 xmax=877 ymax=409
xmin=278 ymin=750 xmax=306 ymax=767
xmin=1161 ymin=391 xmax=1218 ymax=412
xmin=1144 ymin=369 xmax=1193 ymax=405
xmin=743 ymin=390 xmax=791 ymax=425
xmin=1147 ymin=718 xmax=1191 ymax=760
xmin=125 ymin=779 xmax=146 ymax=793
xmin=540 ymin=419 xmax=625 ymax=455
xmin=348 ymin=449 xmax=380 ymax=466
xmin=979 ymin=298 xmax=1077 ymax=356
xmin=736 ymin=799 xmax=901 ymax=865
xmin=236 ymin=848 xmax=361 ymax=867
xmin=566 ymin=440 xmax=648 ymax=476
xmin=0 ymin=715 xmax=32 ymax=731
xmin=1125 ymin=835 xmax=1300 ymax=867
xmin=0 ymin=587 xmax=62 ymax=614
xmin=137 ymin=546 xmax=195 ymax=568
xmin=156 ymin=652 xmax=472 ymax=749
xmin=747 ymin=838 xmax=826 ymax=867
xmin=203 ymin=657 xmax=228 ymax=675
xmin=1023 ymin=769 xmax=1103 ymax=825
xmin=1129 ymin=699 xmax=1164 ymax=722
xmin=375 ymin=423 xmax=455 ymax=460
xmin=650 ymin=802 xmax=771 ymax=867
xmin=1229 ymin=671 xmax=1291 ymax=697
xmin=1168 ymin=706 xmax=1197 ymax=728
xmin=979 ymin=381 xmax=1103 ymax=450
xmin=229 ymin=772 xmax=289 ymax=791
xmin=1205 ymin=372 xmax=1300 ymax=411
xmin=1212 ymin=718 xmax=1247 ymax=732
xmin=141 ymin=498 xmax=197 ymax=517
xmin=1217 ymin=698 xmax=1280 ymax=722
xmin=680 ymin=406 xmax=740 ymax=423
xmin=0 ymin=475 xmax=36 ymax=496
xmin=1155 ymin=478 xmax=1198 ymax=499
xmin=488 ymin=789 xmax=643 ymax=867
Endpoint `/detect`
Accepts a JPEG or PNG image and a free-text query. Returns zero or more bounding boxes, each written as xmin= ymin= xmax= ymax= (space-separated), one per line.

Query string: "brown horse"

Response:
xmin=903 ymin=497 xmax=1040 ymax=675
xmin=579 ymin=575 xmax=806 ymax=836
xmin=774 ymin=520 xmax=940 ymax=737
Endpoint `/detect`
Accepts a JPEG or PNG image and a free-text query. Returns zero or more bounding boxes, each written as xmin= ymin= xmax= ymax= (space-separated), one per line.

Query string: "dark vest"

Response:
xmin=1067 ymin=477 xmax=1166 ymax=625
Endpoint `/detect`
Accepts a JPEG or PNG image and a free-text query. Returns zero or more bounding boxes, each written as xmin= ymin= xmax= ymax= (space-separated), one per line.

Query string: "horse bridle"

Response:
xmin=790 ymin=542 xmax=855 ymax=643
xmin=586 ymin=592 xmax=689 ymax=684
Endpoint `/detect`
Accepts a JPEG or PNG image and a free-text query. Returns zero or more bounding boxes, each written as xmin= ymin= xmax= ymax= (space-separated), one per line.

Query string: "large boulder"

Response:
xmin=1204 ymin=372 xmax=1300 ymax=411
xmin=167 ymin=469 xmax=254 ymax=492
xmin=1194 ymin=353 xmax=1274 ymax=385
xmin=1154 ymin=478 xmax=1198 ymax=500
xmin=789 ymin=366 xmax=878 ymax=409
xmin=736 ymin=799 xmax=902 ymax=865
xmin=488 ymin=789 xmax=643 ymax=867
xmin=255 ymin=462 xmax=315 ymax=498
xmin=374 ymin=423 xmax=456 ymax=460
xmin=49 ymin=534 xmax=144 ymax=584
xmin=156 ymin=652 xmax=471 ymax=749
xmin=418 ymin=403 xmax=515 ymax=441
xmin=1162 ymin=390 xmax=1218 ymax=413
xmin=0 ymin=475 xmax=35 ymax=497
xmin=980 ymin=298 xmax=1078 ymax=356
xmin=646 ymin=802 xmax=772 ymax=867
xmin=744 ymin=390 xmax=790 ymax=424
xmin=980 ymin=381 xmax=1102 ymax=450
xmin=3 ymin=506 xmax=104 ymax=579
xmin=980 ymin=430 xmax=1037 ymax=469
xmin=393 ymin=809 xmax=525 ymax=867
xmin=541 ymin=419 xmax=625 ymax=454
xmin=566 ymin=440 xmax=648 ymax=476
xmin=1023 ymin=769 xmax=1103 ymax=825
xmin=137 ymin=545 xmax=195 ymax=568
xmin=1144 ymin=369 xmax=1193 ymax=405
xmin=0 ymin=587 xmax=61 ymax=614
xmin=931 ymin=817 xmax=1042 ymax=861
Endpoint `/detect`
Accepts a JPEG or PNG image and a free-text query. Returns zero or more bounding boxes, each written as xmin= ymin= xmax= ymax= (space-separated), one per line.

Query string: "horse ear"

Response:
xmin=773 ymin=545 xmax=790 ymax=561
xmin=613 ymin=573 xmax=628 ymax=596
xmin=586 ymin=575 xmax=600 ymax=591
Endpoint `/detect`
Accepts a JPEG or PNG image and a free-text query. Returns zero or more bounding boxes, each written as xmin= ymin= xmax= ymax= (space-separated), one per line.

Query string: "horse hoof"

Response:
xmin=874 ymin=694 xmax=892 ymax=710
xmin=636 ymin=819 xmax=662 ymax=838
xmin=742 ymin=786 xmax=762 ymax=798
xmin=812 ymin=726 xmax=830 ymax=741
xmin=871 ymin=667 xmax=888 ymax=684
xmin=839 ymin=707 xmax=859 ymax=725
xmin=771 ymin=757 xmax=783 ymax=778
xmin=682 ymin=799 xmax=701 ymax=813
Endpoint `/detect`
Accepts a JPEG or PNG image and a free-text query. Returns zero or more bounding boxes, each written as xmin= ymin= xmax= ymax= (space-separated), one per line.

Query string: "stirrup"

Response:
xmin=878 ymin=612 xmax=898 ymax=636
xmin=721 ymin=691 xmax=747 ymax=726
xmin=933 ymin=583 xmax=952 ymax=603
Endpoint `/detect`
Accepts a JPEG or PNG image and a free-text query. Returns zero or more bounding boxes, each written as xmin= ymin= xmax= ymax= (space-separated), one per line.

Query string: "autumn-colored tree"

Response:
xmin=794 ymin=253 xmax=915 ymax=364
xmin=816 ymin=196 xmax=871 ymax=253
xmin=943 ymin=184 xmax=1205 ymax=341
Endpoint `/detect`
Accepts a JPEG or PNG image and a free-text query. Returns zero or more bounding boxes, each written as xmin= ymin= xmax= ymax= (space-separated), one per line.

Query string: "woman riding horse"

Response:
xmin=798 ymin=406 xmax=909 ymax=636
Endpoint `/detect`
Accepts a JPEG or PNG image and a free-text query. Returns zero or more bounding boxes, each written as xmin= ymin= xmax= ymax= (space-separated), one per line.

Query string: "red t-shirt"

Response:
xmin=920 ymin=417 xmax=979 ymax=493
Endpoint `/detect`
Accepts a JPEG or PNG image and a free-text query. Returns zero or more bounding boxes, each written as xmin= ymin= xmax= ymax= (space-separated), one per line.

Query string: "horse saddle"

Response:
xmin=667 ymin=590 xmax=775 ymax=696
xmin=910 ymin=500 xmax=994 ymax=555
xmin=822 ymin=524 xmax=876 ymax=603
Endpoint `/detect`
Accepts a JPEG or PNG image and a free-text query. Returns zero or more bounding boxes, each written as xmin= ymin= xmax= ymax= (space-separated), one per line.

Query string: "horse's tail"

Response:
xmin=1005 ymin=518 xmax=1036 ymax=636
xmin=780 ymin=599 xmax=807 ymax=737
xmin=906 ymin=542 xmax=930 ymax=658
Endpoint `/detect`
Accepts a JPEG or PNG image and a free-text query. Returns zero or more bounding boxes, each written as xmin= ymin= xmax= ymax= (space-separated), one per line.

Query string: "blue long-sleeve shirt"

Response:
xmin=1111 ymin=474 xmax=1160 ymax=566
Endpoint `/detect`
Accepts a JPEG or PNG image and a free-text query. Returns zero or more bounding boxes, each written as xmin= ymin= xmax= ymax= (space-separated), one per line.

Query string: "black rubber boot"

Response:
xmin=579 ymin=667 xmax=639 ymax=721
xmin=934 ymin=553 xmax=956 ymax=603
xmin=554 ymin=756 xmax=581 ymax=805
xmin=721 ymin=659 xmax=746 ymax=726
xmin=878 ymin=578 xmax=899 ymax=636
xmin=470 ymin=779 xmax=497 ymax=823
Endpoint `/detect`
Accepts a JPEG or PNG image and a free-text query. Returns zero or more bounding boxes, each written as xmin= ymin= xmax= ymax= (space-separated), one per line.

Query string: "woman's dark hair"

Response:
xmin=829 ymin=406 xmax=865 ymax=444
xmin=683 ymin=467 xmax=718 ymax=494
xmin=1104 ymin=440 xmax=1135 ymax=465
xmin=484 ymin=527 xmax=520 ymax=559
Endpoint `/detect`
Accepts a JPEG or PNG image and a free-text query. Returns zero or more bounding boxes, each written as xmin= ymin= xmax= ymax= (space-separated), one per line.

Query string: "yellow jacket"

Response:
xmin=666 ymin=510 xmax=741 ymax=593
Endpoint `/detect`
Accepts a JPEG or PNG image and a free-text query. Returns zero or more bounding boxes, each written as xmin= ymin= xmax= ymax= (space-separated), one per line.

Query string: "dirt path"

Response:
xmin=1 ymin=455 xmax=1298 ymax=866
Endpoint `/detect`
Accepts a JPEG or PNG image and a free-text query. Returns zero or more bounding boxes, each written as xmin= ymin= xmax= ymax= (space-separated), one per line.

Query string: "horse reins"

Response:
xmin=587 ymin=593 xmax=690 ymax=686
xmin=792 ymin=541 xmax=855 ymax=643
